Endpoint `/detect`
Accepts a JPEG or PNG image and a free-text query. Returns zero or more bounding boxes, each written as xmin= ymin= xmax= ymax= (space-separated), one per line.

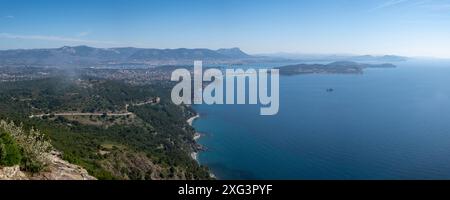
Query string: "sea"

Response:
xmin=193 ymin=59 xmax=450 ymax=180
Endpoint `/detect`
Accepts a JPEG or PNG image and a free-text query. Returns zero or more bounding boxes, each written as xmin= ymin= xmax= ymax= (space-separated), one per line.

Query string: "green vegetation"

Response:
xmin=276 ymin=61 xmax=396 ymax=75
xmin=0 ymin=77 xmax=211 ymax=180
xmin=0 ymin=120 xmax=52 ymax=173
xmin=0 ymin=132 xmax=22 ymax=166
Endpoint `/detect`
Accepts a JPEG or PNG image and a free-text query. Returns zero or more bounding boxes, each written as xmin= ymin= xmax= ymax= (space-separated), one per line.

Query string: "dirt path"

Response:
xmin=29 ymin=112 xmax=133 ymax=118
xmin=30 ymin=97 xmax=159 ymax=119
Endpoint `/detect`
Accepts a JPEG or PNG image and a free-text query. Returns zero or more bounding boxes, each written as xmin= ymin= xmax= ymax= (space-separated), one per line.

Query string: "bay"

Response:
xmin=193 ymin=60 xmax=450 ymax=180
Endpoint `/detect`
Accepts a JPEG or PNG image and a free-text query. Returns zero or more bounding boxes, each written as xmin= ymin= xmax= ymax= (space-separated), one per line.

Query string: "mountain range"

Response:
xmin=0 ymin=46 xmax=254 ymax=67
xmin=0 ymin=46 xmax=408 ymax=68
xmin=257 ymin=53 xmax=408 ymax=62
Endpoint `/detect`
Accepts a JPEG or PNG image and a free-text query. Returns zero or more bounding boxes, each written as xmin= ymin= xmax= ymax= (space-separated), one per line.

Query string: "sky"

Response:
xmin=1 ymin=0 xmax=450 ymax=58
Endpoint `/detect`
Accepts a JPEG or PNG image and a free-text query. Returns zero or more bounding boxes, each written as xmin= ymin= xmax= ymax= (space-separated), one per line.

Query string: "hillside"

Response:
xmin=0 ymin=77 xmax=211 ymax=180
xmin=0 ymin=120 xmax=96 ymax=180
xmin=276 ymin=61 xmax=396 ymax=75
xmin=0 ymin=46 xmax=254 ymax=67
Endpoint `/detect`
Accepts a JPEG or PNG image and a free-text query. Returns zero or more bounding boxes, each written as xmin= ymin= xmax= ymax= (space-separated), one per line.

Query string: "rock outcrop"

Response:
xmin=0 ymin=165 xmax=27 ymax=180
xmin=0 ymin=151 xmax=96 ymax=180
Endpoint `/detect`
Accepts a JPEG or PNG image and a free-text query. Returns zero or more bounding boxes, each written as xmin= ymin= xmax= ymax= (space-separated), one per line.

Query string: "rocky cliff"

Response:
xmin=0 ymin=151 xmax=95 ymax=180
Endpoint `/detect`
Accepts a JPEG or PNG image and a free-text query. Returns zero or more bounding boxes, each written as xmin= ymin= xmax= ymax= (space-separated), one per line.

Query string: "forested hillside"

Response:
xmin=0 ymin=77 xmax=210 ymax=180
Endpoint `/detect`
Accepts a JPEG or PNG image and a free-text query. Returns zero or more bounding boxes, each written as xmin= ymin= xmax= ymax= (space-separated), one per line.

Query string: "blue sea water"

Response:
xmin=193 ymin=60 xmax=450 ymax=180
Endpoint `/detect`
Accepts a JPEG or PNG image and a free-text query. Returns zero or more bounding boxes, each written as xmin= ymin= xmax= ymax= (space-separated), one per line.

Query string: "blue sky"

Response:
xmin=1 ymin=0 xmax=450 ymax=58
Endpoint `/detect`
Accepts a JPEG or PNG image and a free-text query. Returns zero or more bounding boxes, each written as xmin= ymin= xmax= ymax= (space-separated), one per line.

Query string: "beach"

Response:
xmin=187 ymin=114 xmax=200 ymax=126
xmin=187 ymin=114 xmax=201 ymax=162
xmin=187 ymin=114 xmax=217 ymax=179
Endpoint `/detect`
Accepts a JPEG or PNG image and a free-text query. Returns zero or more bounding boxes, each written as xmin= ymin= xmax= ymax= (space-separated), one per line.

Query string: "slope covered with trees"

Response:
xmin=0 ymin=77 xmax=210 ymax=180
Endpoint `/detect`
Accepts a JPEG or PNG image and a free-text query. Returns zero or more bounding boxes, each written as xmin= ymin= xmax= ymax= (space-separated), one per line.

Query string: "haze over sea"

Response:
xmin=193 ymin=60 xmax=450 ymax=180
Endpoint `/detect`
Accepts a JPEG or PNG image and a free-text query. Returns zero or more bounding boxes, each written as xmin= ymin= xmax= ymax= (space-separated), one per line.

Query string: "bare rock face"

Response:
xmin=0 ymin=151 xmax=96 ymax=180
xmin=30 ymin=151 xmax=96 ymax=180
xmin=0 ymin=166 xmax=27 ymax=180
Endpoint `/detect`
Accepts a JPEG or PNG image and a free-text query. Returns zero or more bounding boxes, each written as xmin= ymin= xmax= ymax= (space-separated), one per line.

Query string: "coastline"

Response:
xmin=187 ymin=114 xmax=200 ymax=126
xmin=187 ymin=113 xmax=216 ymax=179
xmin=187 ymin=114 xmax=201 ymax=162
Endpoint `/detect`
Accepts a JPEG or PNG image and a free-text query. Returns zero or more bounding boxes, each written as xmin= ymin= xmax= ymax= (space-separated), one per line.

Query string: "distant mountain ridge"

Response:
xmin=257 ymin=53 xmax=408 ymax=62
xmin=216 ymin=48 xmax=252 ymax=58
xmin=0 ymin=46 xmax=254 ymax=67
xmin=0 ymin=46 xmax=408 ymax=68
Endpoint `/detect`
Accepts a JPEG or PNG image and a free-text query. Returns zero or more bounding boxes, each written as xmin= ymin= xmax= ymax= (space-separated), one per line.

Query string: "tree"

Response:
xmin=0 ymin=132 xmax=22 ymax=166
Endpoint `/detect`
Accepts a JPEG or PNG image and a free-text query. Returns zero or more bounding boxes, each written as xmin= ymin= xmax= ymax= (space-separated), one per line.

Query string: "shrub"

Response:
xmin=0 ymin=120 xmax=53 ymax=172
xmin=20 ymin=154 xmax=45 ymax=173
xmin=0 ymin=132 xmax=22 ymax=166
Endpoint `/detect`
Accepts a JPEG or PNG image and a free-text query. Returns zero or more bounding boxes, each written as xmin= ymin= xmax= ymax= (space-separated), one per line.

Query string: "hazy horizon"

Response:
xmin=1 ymin=0 xmax=450 ymax=58
xmin=1 ymin=45 xmax=448 ymax=61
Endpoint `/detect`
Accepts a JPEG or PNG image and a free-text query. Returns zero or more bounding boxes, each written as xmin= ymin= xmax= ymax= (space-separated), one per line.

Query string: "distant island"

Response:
xmin=276 ymin=61 xmax=396 ymax=75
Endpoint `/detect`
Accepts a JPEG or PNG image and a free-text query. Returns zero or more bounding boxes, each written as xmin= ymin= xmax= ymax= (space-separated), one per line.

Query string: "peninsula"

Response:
xmin=276 ymin=61 xmax=396 ymax=75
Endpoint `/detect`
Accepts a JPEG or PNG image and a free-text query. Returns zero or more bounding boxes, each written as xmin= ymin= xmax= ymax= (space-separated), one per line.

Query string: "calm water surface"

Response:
xmin=193 ymin=60 xmax=450 ymax=180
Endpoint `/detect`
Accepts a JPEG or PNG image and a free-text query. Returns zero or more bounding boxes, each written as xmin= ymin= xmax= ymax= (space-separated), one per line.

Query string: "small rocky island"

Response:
xmin=276 ymin=61 xmax=396 ymax=75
